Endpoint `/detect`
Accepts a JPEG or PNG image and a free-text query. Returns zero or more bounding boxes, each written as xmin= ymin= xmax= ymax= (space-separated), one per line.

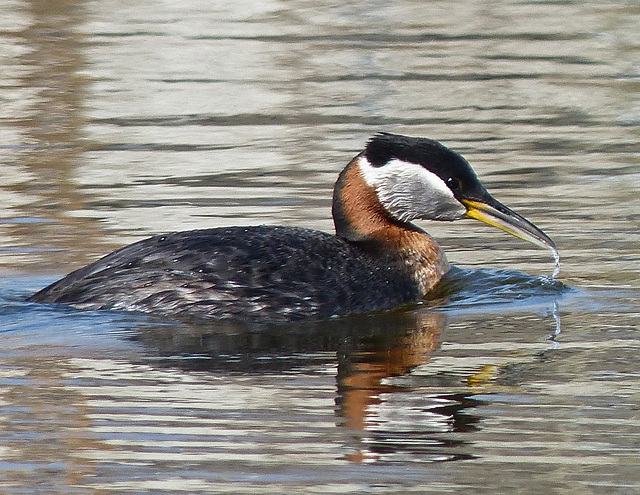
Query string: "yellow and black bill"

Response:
xmin=461 ymin=195 xmax=556 ymax=251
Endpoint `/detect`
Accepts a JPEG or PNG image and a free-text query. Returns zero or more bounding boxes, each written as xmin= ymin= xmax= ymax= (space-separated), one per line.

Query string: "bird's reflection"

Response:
xmin=129 ymin=309 xmax=481 ymax=462
xmin=336 ymin=312 xmax=445 ymax=431
xmin=333 ymin=312 xmax=480 ymax=462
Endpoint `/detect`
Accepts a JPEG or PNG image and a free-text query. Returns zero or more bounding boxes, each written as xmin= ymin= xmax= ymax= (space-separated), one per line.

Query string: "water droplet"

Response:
xmin=551 ymin=247 xmax=561 ymax=279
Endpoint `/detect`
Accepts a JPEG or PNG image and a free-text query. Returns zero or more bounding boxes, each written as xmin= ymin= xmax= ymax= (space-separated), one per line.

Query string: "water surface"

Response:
xmin=1 ymin=0 xmax=639 ymax=493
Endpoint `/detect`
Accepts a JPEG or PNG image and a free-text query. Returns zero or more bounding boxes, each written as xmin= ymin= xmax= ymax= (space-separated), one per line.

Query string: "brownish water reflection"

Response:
xmin=5 ymin=0 xmax=110 ymax=270
xmin=336 ymin=313 xmax=444 ymax=430
xmin=1 ymin=0 xmax=639 ymax=493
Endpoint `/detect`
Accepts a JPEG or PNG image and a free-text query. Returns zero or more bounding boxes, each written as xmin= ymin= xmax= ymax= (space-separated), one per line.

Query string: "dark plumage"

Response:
xmin=29 ymin=226 xmax=420 ymax=322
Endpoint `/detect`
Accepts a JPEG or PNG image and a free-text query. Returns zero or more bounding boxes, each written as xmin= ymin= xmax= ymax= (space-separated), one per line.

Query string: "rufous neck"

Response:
xmin=332 ymin=155 xmax=422 ymax=243
xmin=331 ymin=156 xmax=450 ymax=295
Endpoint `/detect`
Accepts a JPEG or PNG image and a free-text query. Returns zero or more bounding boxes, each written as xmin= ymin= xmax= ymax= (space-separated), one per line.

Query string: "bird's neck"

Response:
xmin=332 ymin=156 xmax=450 ymax=295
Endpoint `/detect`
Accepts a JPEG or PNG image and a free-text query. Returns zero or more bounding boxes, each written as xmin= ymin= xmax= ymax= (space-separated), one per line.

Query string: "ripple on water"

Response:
xmin=429 ymin=266 xmax=571 ymax=313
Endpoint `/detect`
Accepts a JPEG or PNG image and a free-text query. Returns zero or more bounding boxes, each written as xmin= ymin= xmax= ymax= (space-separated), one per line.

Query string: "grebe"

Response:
xmin=29 ymin=133 xmax=556 ymax=322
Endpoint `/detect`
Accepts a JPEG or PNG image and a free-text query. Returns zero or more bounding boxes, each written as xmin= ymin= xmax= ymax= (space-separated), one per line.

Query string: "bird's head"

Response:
xmin=355 ymin=133 xmax=556 ymax=251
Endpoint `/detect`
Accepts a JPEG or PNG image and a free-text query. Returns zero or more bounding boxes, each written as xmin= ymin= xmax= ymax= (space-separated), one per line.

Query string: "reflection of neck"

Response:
xmin=336 ymin=313 xmax=446 ymax=442
xmin=332 ymin=157 xmax=450 ymax=296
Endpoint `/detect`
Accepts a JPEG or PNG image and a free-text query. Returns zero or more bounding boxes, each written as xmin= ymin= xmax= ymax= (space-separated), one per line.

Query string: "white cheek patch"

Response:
xmin=358 ymin=156 xmax=466 ymax=222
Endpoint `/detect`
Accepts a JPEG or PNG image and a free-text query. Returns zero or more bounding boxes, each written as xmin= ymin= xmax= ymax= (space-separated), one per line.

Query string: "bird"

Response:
xmin=29 ymin=133 xmax=556 ymax=322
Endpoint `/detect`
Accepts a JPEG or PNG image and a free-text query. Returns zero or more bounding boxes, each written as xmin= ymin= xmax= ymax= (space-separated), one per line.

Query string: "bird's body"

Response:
xmin=31 ymin=226 xmax=443 ymax=322
xmin=29 ymin=133 xmax=556 ymax=322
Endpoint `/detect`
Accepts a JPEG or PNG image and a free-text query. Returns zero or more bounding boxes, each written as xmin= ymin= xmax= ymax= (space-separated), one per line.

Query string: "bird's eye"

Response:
xmin=446 ymin=177 xmax=461 ymax=192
